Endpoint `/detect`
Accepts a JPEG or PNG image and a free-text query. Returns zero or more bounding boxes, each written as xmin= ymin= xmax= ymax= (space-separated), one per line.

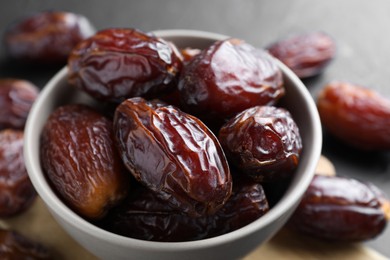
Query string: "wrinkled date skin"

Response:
xmin=317 ymin=81 xmax=390 ymax=150
xmin=4 ymin=11 xmax=95 ymax=64
xmin=114 ymin=97 xmax=232 ymax=217
xmin=40 ymin=104 xmax=129 ymax=219
xmin=0 ymin=129 xmax=36 ymax=217
xmin=0 ymin=229 xmax=52 ymax=259
xmin=289 ymin=175 xmax=390 ymax=241
xmin=0 ymin=79 xmax=39 ymax=130
xmin=68 ymin=28 xmax=183 ymax=103
xmin=178 ymin=38 xmax=284 ymax=124
xmin=219 ymin=106 xmax=302 ymax=182
xmin=102 ymin=178 xmax=268 ymax=242
xmin=267 ymin=31 xmax=336 ymax=79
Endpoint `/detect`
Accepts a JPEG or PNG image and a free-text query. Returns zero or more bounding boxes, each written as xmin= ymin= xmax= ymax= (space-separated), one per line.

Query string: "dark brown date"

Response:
xmin=40 ymin=104 xmax=129 ymax=219
xmin=114 ymin=97 xmax=232 ymax=217
xmin=3 ymin=11 xmax=95 ymax=64
xmin=102 ymin=178 xmax=268 ymax=242
xmin=267 ymin=31 xmax=335 ymax=79
xmin=178 ymin=38 xmax=284 ymax=124
xmin=68 ymin=28 xmax=183 ymax=103
xmin=289 ymin=175 xmax=390 ymax=241
xmin=0 ymin=129 xmax=36 ymax=217
xmin=0 ymin=79 xmax=39 ymax=130
xmin=0 ymin=228 xmax=52 ymax=259
xmin=317 ymin=81 xmax=390 ymax=150
xmin=219 ymin=106 xmax=302 ymax=182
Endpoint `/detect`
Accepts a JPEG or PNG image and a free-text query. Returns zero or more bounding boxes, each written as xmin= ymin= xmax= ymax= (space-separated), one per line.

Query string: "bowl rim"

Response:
xmin=24 ymin=29 xmax=322 ymax=251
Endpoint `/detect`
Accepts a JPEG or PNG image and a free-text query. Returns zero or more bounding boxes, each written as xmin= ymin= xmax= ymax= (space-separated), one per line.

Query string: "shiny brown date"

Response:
xmin=267 ymin=31 xmax=335 ymax=79
xmin=114 ymin=97 xmax=232 ymax=217
xmin=68 ymin=28 xmax=183 ymax=103
xmin=102 ymin=178 xmax=268 ymax=242
xmin=219 ymin=106 xmax=302 ymax=182
xmin=178 ymin=38 xmax=284 ymax=124
xmin=0 ymin=229 xmax=52 ymax=259
xmin=317 ymin=81 xmax=390 ymax=150
xmin=289 ymin=175 xmax=390 ymax=241
xmin=0 ymin=129 xmax=36 ymax=217
xmin=0 ymin=79 xmax=39 ymax=130
xmin=40 ymin=104 xmax=129 ymax=219
xmin=4 ymin=11 xmax=95 ymax=64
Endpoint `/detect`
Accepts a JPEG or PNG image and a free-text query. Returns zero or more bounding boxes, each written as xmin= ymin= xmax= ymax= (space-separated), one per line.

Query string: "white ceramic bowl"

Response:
xmin=24 ymin=29 xmax=322 ymax=260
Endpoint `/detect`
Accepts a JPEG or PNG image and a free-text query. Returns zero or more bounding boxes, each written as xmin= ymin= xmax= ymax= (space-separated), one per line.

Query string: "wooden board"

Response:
xmin=0 ymin=156 xmax=387 ymax=259
xmin=245 ymin=228 xmax=387 ymax=260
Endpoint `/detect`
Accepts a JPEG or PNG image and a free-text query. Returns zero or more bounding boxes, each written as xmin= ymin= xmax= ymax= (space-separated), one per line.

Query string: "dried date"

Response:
xmin=267 ymin=31 xmax=336 ymax=79
xmin=219 ymin=106 xmax=302 ymax=182
xmin=317 ymin=81 xmax=390 ymax=150
xmin=0 ymin=79 xmax=39 ymax=130
xmin=40 ymin=104 xmax=129 ymax=219
xmin=0 ymin=228 xmax=52 ymax=259
xmin=178 ymin=38 xmax=284 ymax=124
xmin=114 ymin=97 xmax=232 ymax=217
xmin=289 ymin=175 xmax=390 ymax=241
xmin=68 ymin=28 xmax=183 ymax=103
xmin=4 ymin=11 xmax=95 ymax=64
xmin=0 ymin=129 xmax=36 ymax=217
xmin=102 ymin=178 xmax=268 ymax=242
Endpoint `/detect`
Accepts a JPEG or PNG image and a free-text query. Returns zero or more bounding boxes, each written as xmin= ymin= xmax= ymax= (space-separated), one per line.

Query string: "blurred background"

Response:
xmin=0 ymin=0 xmax=389 ymax=257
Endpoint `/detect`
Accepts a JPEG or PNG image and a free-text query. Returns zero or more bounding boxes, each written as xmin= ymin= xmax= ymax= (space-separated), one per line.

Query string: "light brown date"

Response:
xmin=317 ymin=81 xmax=390 ymax=150
xmin=0 ymin=79 xmax=39 ymax=130
xmin=267 ymin=31 xmax=336 ymax=79
xmin=0 ymin=228 xmax=52 ymax=259
xmin=289 ymin=175 xmax=390 ymax=241
xmin=40 ymin=104 xmax=129 ymax=219
xmin=0 ymin=129 xmax=36 ymax=217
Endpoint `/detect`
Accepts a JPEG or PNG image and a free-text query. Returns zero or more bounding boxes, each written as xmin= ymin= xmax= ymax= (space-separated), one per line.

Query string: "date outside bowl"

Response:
xmin=24 ymin=29 xmax=322 ymax=260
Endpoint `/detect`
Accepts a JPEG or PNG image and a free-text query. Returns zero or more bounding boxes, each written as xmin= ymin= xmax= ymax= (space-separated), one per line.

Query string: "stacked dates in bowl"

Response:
xmin=24 ymin=29 xmax=322 ymax=260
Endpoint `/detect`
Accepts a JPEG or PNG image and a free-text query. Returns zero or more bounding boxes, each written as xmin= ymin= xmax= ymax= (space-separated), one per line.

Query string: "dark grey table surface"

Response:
xmin=0 ymin=0 xmax=389 ymax=257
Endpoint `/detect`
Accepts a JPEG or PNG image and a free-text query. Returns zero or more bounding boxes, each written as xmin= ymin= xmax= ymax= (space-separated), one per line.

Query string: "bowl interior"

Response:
xmin=24 ymin=29 xmax=322 ymax=256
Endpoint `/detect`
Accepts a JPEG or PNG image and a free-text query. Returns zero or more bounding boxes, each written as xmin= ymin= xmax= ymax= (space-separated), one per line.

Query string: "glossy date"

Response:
xmin=4 ymin=11 xmax=95 ymax=64
xmin=219 ymin=106 xmax=302 ymax=182
xmin=0 ymin=79 xmax=39 ymax=130
xmin=102 ymin=178 xmax=268 ymax=242
xmin=68 ymin=28 xmax=183 ymax=103
xmin=0 ymin=129 xmax=36 ymax=217
xmin=114 ymin=97 xmax=232 ymax=217
xmin=289 ymin=175 xmax=390 ymax=241
xmin=40 ymin=104 xmax=129 ymax=219
xmin=317 ymin=81 xmax=390 ymax=150
xmin=267 ymin=31 xmax=336 ymax=79
xmin=178 ymin=38 xmax=284 ymax=124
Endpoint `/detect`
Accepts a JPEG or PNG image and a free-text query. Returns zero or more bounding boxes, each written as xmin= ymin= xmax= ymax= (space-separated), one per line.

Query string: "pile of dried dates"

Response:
xmin=41 ymin=27 xmax=304 ymax=242
xmin=40 ymin=25 xmax=390 ymax=243
xmin=0 ymin=9 xmax=389 ymax=256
